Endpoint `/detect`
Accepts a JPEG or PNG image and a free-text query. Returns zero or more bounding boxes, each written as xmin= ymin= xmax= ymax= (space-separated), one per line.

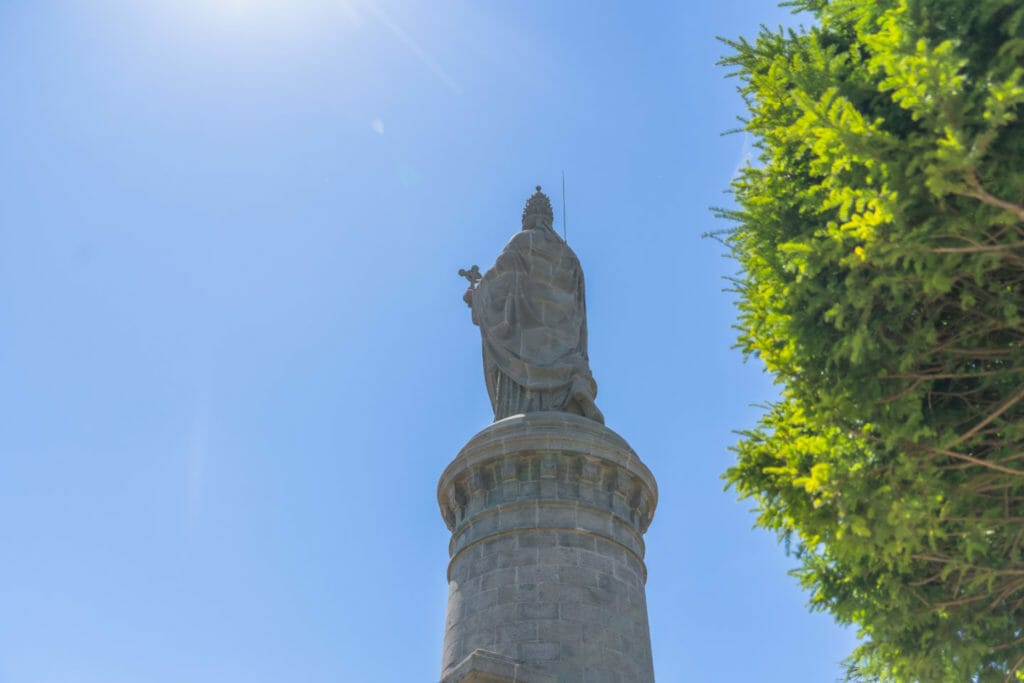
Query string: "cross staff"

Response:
xmin=458 ymin=265 xmax=482 ymax=287
xmin=459 ymin=265 xmax=481 ymax=310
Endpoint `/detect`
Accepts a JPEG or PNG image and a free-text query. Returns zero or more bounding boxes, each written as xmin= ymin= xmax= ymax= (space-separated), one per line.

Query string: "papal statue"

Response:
xmin=461 ymin=186 xmax=604 ymax=424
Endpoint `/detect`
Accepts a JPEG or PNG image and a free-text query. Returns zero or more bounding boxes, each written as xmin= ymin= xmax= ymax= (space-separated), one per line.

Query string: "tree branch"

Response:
xmin=952 ymin=383 xmax=1024 ymax=447
xmin=955 ymin=171 xmax=1024 ymax=223
xmin=929 ymin=446 xmax=1024 ymax=478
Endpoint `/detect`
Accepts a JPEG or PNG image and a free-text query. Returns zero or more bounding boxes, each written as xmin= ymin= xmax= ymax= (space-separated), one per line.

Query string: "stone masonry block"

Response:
xmin=516 ymin=601 xmax=559 ymax=620
xmin=496 ymin=547 xmax=539 ymax=569
xmin=515 ymin=562 xmax=558 ymax=585
xmin=556 ymin=530 xmax=597 ymax=551
xmin=496 ymin=621 xmax=537 ymax=644
xmin=518 ymin=641 xmax=560 ymax=662
xmin=539 ymin=504 xmax=578 ymax=530
xmin=498 ymin=503 xmax=538 ymax=529
xmin=480 ymin=567 xmax=517 ymax=592
xmin=578 ymin=549 xmax=614 ymax=574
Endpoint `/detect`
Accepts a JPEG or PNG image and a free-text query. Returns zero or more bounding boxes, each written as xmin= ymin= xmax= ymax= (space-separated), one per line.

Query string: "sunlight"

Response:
xmin=140 ymin=0 xmax=461 ymax=98
xmin=212 ymin=0 xmax=310 ymax=24
xmin=165 ymin=0 xmax=362 ymax=46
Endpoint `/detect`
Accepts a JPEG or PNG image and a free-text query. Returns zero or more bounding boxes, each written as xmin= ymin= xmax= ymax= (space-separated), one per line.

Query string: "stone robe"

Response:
xmin=471 ymin=226 xmax=600 ymax=421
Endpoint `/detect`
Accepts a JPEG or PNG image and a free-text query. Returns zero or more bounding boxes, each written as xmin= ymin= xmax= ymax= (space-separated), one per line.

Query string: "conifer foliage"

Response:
xmin=722 ymin=0 xmax=1024 ymax=679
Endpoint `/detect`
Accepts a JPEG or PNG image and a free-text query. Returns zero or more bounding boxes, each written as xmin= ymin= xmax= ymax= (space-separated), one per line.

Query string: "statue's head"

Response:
xmin=521 ymin=186 xmax=554 ymax=231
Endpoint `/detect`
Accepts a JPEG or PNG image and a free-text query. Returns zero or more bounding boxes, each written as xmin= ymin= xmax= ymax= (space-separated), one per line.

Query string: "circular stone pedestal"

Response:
xmin=438 ymin=412 xmax=657 ymax=683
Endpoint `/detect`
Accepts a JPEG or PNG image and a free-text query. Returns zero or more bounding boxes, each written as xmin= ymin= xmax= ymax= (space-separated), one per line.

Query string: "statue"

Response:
xmin=461 ymin=186 xmax=604 ymax=424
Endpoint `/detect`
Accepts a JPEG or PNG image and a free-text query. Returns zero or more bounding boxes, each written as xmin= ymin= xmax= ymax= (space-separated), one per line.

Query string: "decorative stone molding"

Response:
xmin=438 ymin=412 xmax=657 ymax=554
xmin=442 ymin=649 xmax=556 ymax=683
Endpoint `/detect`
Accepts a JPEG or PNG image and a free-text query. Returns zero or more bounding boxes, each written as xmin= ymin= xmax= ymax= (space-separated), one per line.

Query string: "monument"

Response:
xmin=439 ymin=187 xmax=659 ymax=682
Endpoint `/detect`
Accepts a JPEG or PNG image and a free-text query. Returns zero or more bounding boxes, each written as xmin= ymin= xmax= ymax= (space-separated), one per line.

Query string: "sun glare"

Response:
xmin=166 ymin=0 xmax=362 ymax=45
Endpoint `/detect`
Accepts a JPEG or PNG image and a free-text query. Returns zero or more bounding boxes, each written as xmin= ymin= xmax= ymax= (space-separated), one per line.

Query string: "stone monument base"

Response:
xmin=438 ymin=412 xmax=657 ymax=683
xmin=442 ymin=649 xmax=555 ymax=683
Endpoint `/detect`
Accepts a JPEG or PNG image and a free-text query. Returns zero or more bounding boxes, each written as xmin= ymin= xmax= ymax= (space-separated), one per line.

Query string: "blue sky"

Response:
xmin=0 ymin=2 xmax=858 ymax=681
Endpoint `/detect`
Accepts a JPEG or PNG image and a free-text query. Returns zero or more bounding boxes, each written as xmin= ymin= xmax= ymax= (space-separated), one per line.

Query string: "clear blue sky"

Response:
xmin=0 ymin=2 xmax=858 ymax=681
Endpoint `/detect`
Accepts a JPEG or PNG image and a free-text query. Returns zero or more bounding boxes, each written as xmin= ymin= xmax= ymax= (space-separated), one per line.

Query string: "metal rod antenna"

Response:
xmin=561 ymin=171 xmax=567 ymax=242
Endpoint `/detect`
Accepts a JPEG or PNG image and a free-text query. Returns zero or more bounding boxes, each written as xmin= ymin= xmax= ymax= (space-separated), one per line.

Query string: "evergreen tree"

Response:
xmin=722 ymin=0 xmax=1024 ymax=679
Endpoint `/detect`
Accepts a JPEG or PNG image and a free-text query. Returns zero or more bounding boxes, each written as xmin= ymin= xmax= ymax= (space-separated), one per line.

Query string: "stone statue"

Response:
xmin=461 ymin=186 xmax=604 ymax=424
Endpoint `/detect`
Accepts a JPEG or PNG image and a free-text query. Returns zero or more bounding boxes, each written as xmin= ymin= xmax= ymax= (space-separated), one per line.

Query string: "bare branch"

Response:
xmin=1004 ymin=653 xmax=1024 ymax=683
xmin=954 ymin=172 xmax=1024 ymax=223
xmin=929 ymin=446 xmax=1024 ymax=478
xmin=952 ymin=383 xmax=1024 ymax=447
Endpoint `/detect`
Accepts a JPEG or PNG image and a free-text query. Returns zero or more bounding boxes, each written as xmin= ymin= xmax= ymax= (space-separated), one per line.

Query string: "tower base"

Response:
xmin=438 ymin=412 xmax=658 ymax=683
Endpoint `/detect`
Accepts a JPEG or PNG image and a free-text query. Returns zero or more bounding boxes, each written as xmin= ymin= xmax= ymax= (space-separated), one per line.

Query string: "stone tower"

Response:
xmin=440 ymin=188 xmax=658 ymax=682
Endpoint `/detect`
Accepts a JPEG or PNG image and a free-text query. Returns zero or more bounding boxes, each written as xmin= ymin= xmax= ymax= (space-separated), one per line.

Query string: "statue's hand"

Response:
xmin=463 ymin=286 xmax=475 ymax=308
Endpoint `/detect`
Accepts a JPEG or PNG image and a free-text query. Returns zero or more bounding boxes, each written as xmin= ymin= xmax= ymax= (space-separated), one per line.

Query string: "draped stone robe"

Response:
xmin=471 ymin=225 xmax=600 ymax=421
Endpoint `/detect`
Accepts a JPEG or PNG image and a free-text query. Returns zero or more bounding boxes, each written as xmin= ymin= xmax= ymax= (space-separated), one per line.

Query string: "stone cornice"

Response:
xmin=438 ymin=412 xmax=657 ymax=544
